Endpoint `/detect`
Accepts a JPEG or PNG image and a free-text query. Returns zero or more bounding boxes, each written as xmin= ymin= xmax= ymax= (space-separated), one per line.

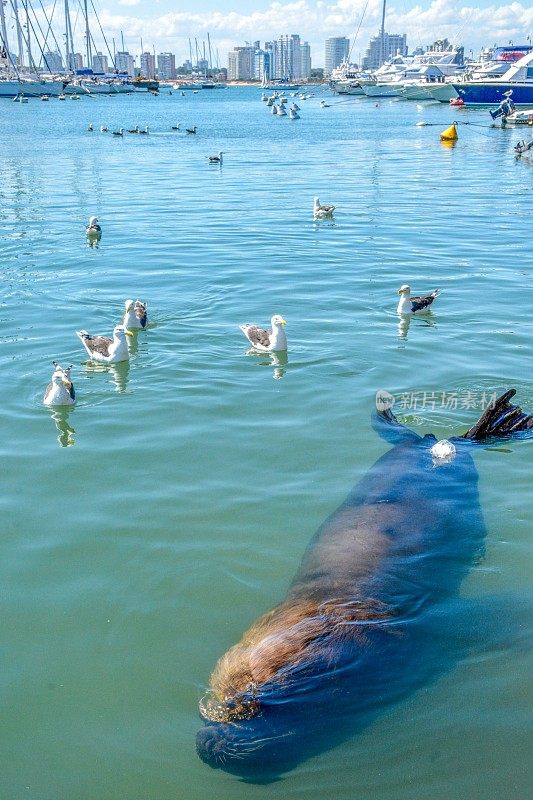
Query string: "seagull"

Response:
xmin=112 ymin=128 xmax=124 ymax=136
xmin=100 ymin=125 xmax=108 ymax=132
xmin=127 ymin=125 xmax=140 ymax=133
xmin=313 ymin=197 xmax=335 ymax=218
xmin=43 ymin=362 xmax=76 ymax=407
xmin=171 ymin=123 xmax=181 ymax=130
xmin=88 ymin=122 xmax=93 ymax=131
xmin=397 ymin=285 xmax=440 ymax=315
xmin=239 ymin=314 xmax=288 ymax=353
xmin=185 ymin=125 xmax=197 ymax=134
xmin=123 ymin=299 xmax=148 ymax=330
xmin=138 ymin=126 xmax=149 ymax=135
xmin=320 ymin=99 xmax=331 ymax=108
xmin=207 ymin=151 xmax=224 ymax=164
xmin=86 ymin=216 xmax=101 ymax=237
xmin=76 ymin=324 xmax=133 ymax=363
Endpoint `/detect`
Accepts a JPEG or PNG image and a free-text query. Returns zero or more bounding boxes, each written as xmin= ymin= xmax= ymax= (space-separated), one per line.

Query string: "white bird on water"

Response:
xmin=76 ymin=324 xmax=133 ymax=364
xmin=239 ymin=315 xmax=288 ymax=352
xmin=123 ymin=299 xmax=148 ymax=330
xmin=86 ymin=216 xmax=101 ymax=237
xmin=397 ymin=285 xmax=440 ymax=315
xmin=43 ymin=362 xmax=76 ymax=407
xmin=313 ymin=197 xmax=335 ymax=218
xmin=207 ymin=151 xmax=224 ymax=164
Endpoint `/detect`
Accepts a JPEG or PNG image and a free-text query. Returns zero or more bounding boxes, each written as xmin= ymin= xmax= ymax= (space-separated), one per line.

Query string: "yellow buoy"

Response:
xmin=440 ymin=122 xmax=458 ymax=141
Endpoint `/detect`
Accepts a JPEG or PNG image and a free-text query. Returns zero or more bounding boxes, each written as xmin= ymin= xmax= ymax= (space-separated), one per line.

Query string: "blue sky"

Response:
xmin=21 ymin=1 xmax=533 ymax=66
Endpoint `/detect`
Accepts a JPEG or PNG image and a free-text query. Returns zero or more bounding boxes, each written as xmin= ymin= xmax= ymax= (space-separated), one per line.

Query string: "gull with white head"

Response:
xmin=123 ymin=299 xmax=148 ymax=330
xmin=239 ymin=314 xmax=288 ymax=352
xmin=397 ymin=285 xmax=440 ymax=315
xmin=86 ymin=216 xmax=101 ymax=237
xmin=43 ymin=362 xmax=76 ymax=407
xmin=76 ymin=324 xmax=133 ymax=364
xmin=313 ymin=197 xmax=335 ymax=218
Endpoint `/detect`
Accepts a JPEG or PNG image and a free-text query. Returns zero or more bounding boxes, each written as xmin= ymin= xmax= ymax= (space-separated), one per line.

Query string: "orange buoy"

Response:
xmin=440 ymin=122 xmax=458 ymax=141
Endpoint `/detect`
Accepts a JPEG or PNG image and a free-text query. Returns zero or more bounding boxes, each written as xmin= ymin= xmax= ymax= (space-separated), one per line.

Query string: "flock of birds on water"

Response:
xmin=44 ymin=215 xmax=441 ymax=408
xmin=45 ymin=89 xmax=444 ymax=408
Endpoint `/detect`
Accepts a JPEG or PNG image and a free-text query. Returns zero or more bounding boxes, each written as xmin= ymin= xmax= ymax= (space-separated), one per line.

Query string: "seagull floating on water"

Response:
xmin=171 ymin=123 xmax=181 ymax=130
xmin=207 ymin=151 xmax=224 ymax=164
xmin=123 ymin=299 xmax=148 ymax=330
xmin=86 ymin=216 xmax=101 ymax=237
xmin=88 ymin=122 xmax=93 ymax=131
xmin=186 ymin=125 xmax=197 ymax=134
xmin=76 ymin=324 xmax=133 ymax=364
xmin=43 ymin=362 xmax=76 ymax=407
xmin=127 ymin=125 xmax=139 ymax=134
xmin=100 ymin=125 xmax=108 ymax=132
xmin=313 ymin=197 xmax=335 ymax=218
xmin=397 ymin=284 xmax=440 ymax=315
xmin=138 ymin=126 xmax=149 ymax=135
xmin=112 ymin=128 xmax=124 ymax=136
xmin=239 ymin=314 xmax=288 ymax=353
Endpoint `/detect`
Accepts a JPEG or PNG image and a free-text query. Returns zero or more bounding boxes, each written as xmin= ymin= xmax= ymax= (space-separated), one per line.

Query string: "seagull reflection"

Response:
xmin=313 ymin=217 xmax=336 ymax=229
xmin=86 ymin=237 xmax=101 ymax=249
xmin=83 ymin=360 xmax=130 ymax=392
xmin=397 ymin=314 xmax=436 ymax=341
xmin=48 ymin=407 xmax=76 ymax=448
xmin=398 ymin=314 xmax=411 ymax=340
xmin=248 ymin=349 xmax=288 ymax=380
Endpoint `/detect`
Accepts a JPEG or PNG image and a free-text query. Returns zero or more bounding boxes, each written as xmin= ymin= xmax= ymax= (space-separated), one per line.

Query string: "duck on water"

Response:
xmin=196 ymin=391 xmax=532 ymax=778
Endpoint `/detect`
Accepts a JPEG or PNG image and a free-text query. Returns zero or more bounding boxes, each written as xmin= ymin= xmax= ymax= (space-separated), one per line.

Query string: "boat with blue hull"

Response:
xmin=452 ymin=50 xmax=533 ymax=105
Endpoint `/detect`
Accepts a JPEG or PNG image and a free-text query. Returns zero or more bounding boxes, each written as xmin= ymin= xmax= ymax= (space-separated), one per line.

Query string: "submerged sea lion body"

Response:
xmin=196 ymin=394 xmax=532 ymax=777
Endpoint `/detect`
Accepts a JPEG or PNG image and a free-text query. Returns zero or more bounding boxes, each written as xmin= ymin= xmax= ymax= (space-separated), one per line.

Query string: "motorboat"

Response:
xmin=451 ymin=50 xmax=533 ymax=105
xmin=501 ymin=108 xmax=533 ymax=126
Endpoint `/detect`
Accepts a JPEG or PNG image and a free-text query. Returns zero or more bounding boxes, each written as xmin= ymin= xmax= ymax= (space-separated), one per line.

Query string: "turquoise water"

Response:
xmin=1 ymin=87 xmax=532 ymax=799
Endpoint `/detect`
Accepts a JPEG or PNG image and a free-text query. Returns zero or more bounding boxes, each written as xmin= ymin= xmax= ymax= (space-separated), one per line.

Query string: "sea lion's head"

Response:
xmin=197 ymin=596 xmax=393 ymax=772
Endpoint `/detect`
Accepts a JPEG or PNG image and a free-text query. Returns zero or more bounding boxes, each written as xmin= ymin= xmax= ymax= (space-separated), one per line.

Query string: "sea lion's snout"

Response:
xmin=199 ymin=689 xmax=260 ymax=723
xmin=196 ymin=724 xmax=228 ymax=768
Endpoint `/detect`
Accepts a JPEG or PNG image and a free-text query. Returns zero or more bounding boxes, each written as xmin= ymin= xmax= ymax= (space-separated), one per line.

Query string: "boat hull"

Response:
xmin=451 ymin=82 xmax=533 ymax=105
xmin=0 ymin=79 xmax=65 ymax=97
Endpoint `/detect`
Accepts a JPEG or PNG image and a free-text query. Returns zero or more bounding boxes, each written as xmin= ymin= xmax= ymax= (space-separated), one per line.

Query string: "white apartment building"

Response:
xmin=140 ymin=52 xmax=156 ymax=79
xmin=227 ymin=46 xmax=254 ymax=80
xmin=325 ymin=37 xmax=349 ymax=75
xmin=362 ymin=33 xmax=407 ymax=70
xmin=115 ymin=51 xmax=135 ymax=77
xmin=157 ymin=52 xmax=176 ymax=80
xmin=92 ymin=52 xmax=108 ymax=74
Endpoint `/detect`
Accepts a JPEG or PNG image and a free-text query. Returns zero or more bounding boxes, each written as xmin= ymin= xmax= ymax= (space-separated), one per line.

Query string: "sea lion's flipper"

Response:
xmin=372 ymin=406 xmax=421 ymax=445
xmin=462 ymin=390 xmax=533 ymax=441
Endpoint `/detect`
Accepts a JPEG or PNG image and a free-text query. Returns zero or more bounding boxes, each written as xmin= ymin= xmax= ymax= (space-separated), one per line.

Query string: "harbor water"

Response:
xmin=1 ymin=87 xmax=531 ymax=799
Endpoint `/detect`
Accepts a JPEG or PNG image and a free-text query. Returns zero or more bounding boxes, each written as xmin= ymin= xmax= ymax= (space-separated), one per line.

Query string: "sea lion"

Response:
xmin=196 ymin=391 xmax=532 ymax=777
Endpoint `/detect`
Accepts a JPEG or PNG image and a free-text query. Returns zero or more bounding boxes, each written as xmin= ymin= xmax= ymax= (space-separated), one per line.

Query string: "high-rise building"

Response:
xmin=92 ymin=52 xmax=108 ymax=74
xmin=140 ymin=52 xmax=156 ymax=78
xmin=361 ymin=33 xmax=407 ymax=70
xmin=157 ymin=52 xmax=176 ymax=80
xmin=115 ymin=51 xmax=135 ymax=76
xmin=300 ymin=41 xmax=311 ymax=78
xmin=227 ymin=46 xmax=254 ymax=80
xmin=71 ymin=52 xmax=83 ymax=71
xmin=43 ymin=51 xmax=63 ymax=72
xmin=325 ymin=37 xmax=349 ymax=75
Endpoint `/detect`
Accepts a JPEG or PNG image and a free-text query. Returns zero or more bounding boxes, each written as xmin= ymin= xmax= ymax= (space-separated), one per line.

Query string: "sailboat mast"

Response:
xmin=0 ymin=0 xmax=11 ymax=76
xmin=12 ymin=0 xmax=25 ymax=67
xmin=207 ymin=31 xmax=212 ymax=74
xmin=64 ymin=0 xmax=75 ymax=72
xmin=24 ymin=0 xmax=33 ymax=69
xmin=84 ymin=0 xmax=92 ymax=70
xmin=379 ymin=0 xmax=386 ymax=67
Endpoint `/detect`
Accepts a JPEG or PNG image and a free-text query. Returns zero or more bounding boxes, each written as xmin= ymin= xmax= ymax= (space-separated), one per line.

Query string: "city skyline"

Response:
xmin=2 ymin=0 xmax=531 ymax=70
